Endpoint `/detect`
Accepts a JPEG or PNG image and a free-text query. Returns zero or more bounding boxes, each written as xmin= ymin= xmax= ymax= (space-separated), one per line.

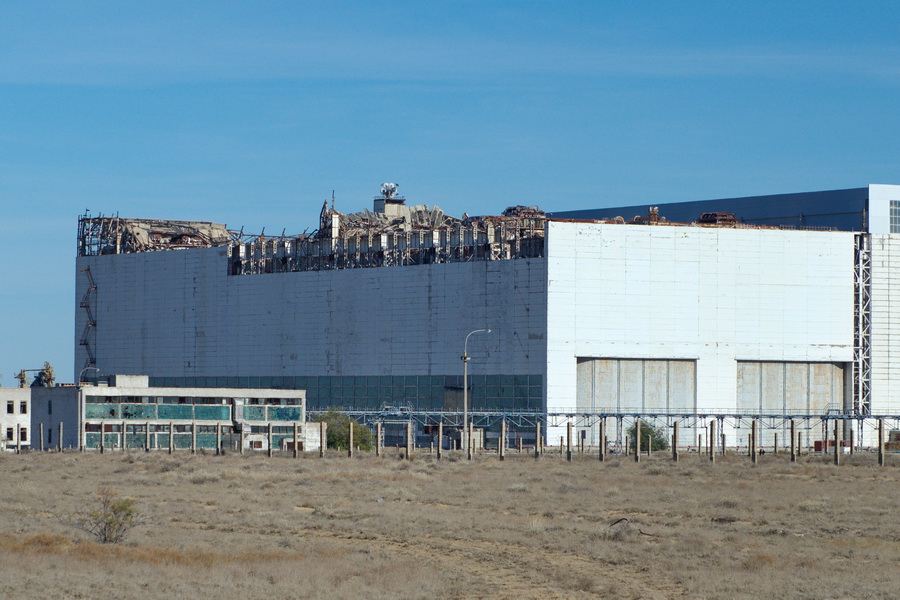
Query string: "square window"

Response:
xmin=6 ymin=402 xmax=12 ymax=414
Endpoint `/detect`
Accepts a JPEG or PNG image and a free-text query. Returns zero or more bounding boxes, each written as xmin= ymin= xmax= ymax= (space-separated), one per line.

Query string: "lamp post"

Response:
xmin=462 ymin=328 xmax=491 ymax=459
xmin=78 ymin=366 xmax=100 ymax=385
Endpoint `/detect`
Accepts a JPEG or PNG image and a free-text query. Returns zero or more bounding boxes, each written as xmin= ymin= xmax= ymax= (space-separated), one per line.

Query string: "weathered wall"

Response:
xmin=545 ymin=222 xmax=855 ymax=417
xmin=870 ymin=235 xmax=900 ymax=413
xmin=75 ymin=249 xmax=548 ymax=411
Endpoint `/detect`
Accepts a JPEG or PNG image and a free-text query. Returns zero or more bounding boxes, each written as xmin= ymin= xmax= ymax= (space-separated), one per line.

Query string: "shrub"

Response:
xmin=317 ymin=411 xmax=374 ymax=451
xmin=75 ymin=486 xmax=142 ymax=544
xmin=626 ymin=419 xmax=670 ymax=452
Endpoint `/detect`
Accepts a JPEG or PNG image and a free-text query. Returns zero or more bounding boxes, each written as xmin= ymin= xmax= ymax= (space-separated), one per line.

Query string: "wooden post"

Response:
xmin=500 ymin=419 xmax=506 ymax=461
xmin=721 ymin=432 xmax=726 ymax=456
xmin=192 ymin=421 xmax=198 ymax=455
xmin=319 ymin=422 xmax=326 ymax=457
xmin=293 ymin=422 xmax=299 ymax=458
xmin=517 ymin=437 xmax=523 ymax=453
xmin=833 ymin=419 xmax=840 ymax=466
xmin=406 ymin=421 xmax=413 ymax=460
xmin=790 ymin=420 xmax=796 ymax=463
xmin=39 ymin=423 xmax=44 ymax=452
xmin=376 ymin=422 xmax=383 ymax=457
xmin=145 ymin=421 xmax=150 ymax=452
xmin=672 ymin=421 xmax=679 ymax=462
xmin=566 ymin=421 xmax=573 ymax=462
xmin=169 ymin=421 xmax=174 ymax=454
xmin=709 ymin=420 xmax=715 ymax=463
xmin=849 ymin=428 xmax=854 ymax=456
xmin=774 ymin=433 xmax=778 ymax=455
xmin=534 ymin=422 xmax=541 ymax=458
xmin=348 ymin=421 xmax=354 ymax=458
xmin=467 ymin=421 xmax=474 ymax=461
xmin=599 ymin=419 xmax=607 ymax=462
xmin=878 ymin=419 xmax=885 ymax=466
xmin=559 ymin=436 xmax=564 ymax=459
xmin=634 ymin=420 xmax=641 ymax=463
xmin=58 ymin=422 xmax=63 ymax=452
xmin=751 ymin=420 xmax=757 ymax=464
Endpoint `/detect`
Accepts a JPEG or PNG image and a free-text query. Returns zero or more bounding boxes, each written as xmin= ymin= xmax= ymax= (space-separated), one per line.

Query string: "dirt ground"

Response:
xmin=0 ymin=448 xmax=898 ymax=600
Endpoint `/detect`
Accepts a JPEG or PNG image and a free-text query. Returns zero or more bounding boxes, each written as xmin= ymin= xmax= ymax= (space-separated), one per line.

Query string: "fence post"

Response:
xmin=566 ymin=422 xmax=573 ymax=462
xmin=534 ymin=422 xmax=541 ymax=459
xmin=145 ymin=421 xmax=150 ymax=452
xmin=878 ymin=419 xmax=885 ymax=466
xmin=39 ymin=423 xmax=44 ymax=452
xmin=58 ymin=422 xmax=63 ymax=452
xmin=122 ymin=421 xmax=127 ymax=452
xmin=192 ymin=421 xmax=197 ymax=455
xmin=634 ymin=420 xmax=641 ymax=463
xmin=319 ymin=422 xmax=326 ymax=458
xmin=833 ymin=419 xmax=840 ymax=466
xmin=169 ymin=421 xmax=174 ymax=454
xmin=293 ymin=422 xmax=299 ymax=458
xmin=751 ymin=420 xmax=757 ymax=464
xmin=267 ymin=422 xmax=273 ymax=458
xmin=673 ymin=421 xmax=679 ymax=462
xmin=216 ymin=423 xmax=222 ymax=456
xmin=348 ymin=421 xmax=354 ymax=458
xmin=500 ymin=419 xmax=506 ymax=461
xmin=98 ymin=424 xmax=103 ymax=454
xmin=376 ymin=421 xmax=383 ymax=458
xmin=709 ymin=420 xmax=716 ymax=463
xmin=790 ymin=419 xmax=796 ymax=463
xmin=406 ymin=421 xmax=413 ymax=460
xmin=599 ymin=418 xmax=607 ymax=462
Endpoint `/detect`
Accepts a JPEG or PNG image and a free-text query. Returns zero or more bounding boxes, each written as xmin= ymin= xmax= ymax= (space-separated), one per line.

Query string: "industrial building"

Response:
xmin=29 ymin=375 xmax=319 ymax=452
xmin=1 ymin=388 xmax=30 ymax=452
xmin=72 ymin=183 xmax=900 ymax=447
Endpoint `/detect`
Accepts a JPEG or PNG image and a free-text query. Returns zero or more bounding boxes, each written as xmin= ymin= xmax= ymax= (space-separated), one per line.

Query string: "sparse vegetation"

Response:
xmin=74 ymin=486 xmax=142 ymax=544
xmin=0 ymin=450 xmax=897 ymax=600
xmin=627 ymin=419 xmax=670 ymax=452
xmin=318 ymin=410 xmax=374 ymax=451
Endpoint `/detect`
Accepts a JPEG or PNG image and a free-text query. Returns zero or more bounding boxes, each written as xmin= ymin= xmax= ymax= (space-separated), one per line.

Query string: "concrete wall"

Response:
xmin=0 ymin=388 xmax=32 ymax=449
xmin=545 ymin=222 xmax=855 ymax=418
xmin=30 ymin=387 xmax=80 ymax=449
xmin=75 ymin=249 xmax=547 ymax=410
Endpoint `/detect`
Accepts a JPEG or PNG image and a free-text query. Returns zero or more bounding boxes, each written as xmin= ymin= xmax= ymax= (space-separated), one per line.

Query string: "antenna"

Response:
xmin=331 ymin=190 xmax=335 ymax=212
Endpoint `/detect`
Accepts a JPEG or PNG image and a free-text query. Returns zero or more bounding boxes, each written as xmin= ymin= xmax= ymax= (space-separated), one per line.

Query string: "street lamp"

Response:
xmin=462 ymin=328 xmax=491 ymax=460
xmin=78 ymin=366 xmax=100 ymax=385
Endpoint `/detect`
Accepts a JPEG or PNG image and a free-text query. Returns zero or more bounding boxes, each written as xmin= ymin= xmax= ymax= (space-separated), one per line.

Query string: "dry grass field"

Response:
xmin=1 ymin=448 xmax=898 ymax=599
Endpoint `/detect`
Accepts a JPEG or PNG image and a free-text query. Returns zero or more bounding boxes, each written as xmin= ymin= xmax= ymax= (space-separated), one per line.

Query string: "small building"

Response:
xmin=0 ymin=388 xmax=31 ymax=451
xmin=29 ymin=375 xmax=319 ymax=452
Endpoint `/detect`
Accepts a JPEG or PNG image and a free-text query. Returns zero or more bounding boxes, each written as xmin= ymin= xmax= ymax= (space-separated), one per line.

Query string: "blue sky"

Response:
xmin=2 ymin=1 xmax=899 ymax=383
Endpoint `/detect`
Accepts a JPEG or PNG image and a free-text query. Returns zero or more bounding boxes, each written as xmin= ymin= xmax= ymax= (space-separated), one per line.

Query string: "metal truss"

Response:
xmin=78 ymin=266 xmax=97 ymax=370
xmin=854 ymin=233 xmax=872 ymax=415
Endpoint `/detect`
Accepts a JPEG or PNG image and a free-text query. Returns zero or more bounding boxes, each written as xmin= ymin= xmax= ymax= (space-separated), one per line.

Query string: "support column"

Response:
xmin=216 ymin=423 xmax=222 ymax=456
xmin=878 ymin=419 xmax=885 ymax=466
xmin=145 ymin=421 xmax=150 ymax=452
xmin=499 ymin=419 xmax=506 ymax=461
xmin=122 ymin=421 xmax=127 ymax=452
xmin=467 ymin=421 xmax=474 ymax=461
xmin=58 ymin=423 xmax=63 ymax=452
xmin=849 ymin=428 xmax=854 ymax=456
xmin=709 ymin=420 xmax=716 ymax=463
xmin=566 ymin=421 xmax=573 ymax=462
xmin=534 ymin=422 xmax=541 ymax=459
xmin=39 ymin=423 xmax=44 ymax=452
xmin=267 ymin=422 xmax=273 ymax=458
xmin=99 ymin=424 xmax=103 ymax=454
xmin=293 ymin=422 xmax=299 ymax=458
xmin=169 ymin=421 xmax=174 ymax=454
xmin=192 ymin=422 xmax=197 ymax=455
xmin=319 ymin=422 xmax=326 ymax=457
xmin=436 ymin=422 xmax=442 ymax=460
xmin=634 ymin=420 xmax=641 ymax=464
